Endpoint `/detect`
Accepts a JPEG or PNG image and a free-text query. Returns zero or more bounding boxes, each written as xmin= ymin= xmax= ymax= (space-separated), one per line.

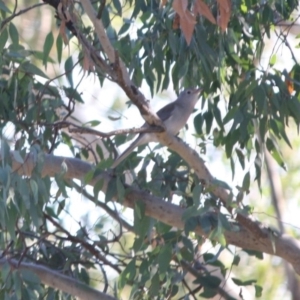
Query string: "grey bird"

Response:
xmin=111 ymin=87 xmax=202 ymax=168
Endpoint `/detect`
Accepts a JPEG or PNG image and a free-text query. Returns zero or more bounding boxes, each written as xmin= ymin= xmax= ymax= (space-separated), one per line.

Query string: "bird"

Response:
xmin=111 ymin=87 xmax=202 ymax=168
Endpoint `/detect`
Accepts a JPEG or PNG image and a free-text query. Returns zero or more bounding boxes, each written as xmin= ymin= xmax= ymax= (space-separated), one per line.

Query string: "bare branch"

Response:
xmin=45 ymin=120 xmax=164 ymax=138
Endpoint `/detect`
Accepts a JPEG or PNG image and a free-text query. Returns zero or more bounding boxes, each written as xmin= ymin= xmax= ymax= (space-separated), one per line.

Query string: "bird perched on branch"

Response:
xmin=112 ymin=87 xmax=202 ymax=168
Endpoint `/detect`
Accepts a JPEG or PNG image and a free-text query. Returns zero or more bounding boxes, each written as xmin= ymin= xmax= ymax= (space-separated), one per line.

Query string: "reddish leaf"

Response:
xmin=194 ymin=0 xmax=216 ymax=25
xmin=172 ymin=0 xmax=195 ymax=45
xmin=285 ymin=72 xmax=294 ymax=95
xmin=217 ymin=0 xmax=231 ymax=32
xmin=59 ymin=20 xmax=69 ymax=45
xmin=172 ymin=0 xmax=188 ymax=16
xmin=180 ymin=11 xmax=196 ymax=45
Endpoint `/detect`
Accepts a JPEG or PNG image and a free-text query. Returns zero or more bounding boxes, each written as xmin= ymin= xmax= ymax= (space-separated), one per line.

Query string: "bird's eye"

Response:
xmin=187 ymin=90 xmax=191 ymax=94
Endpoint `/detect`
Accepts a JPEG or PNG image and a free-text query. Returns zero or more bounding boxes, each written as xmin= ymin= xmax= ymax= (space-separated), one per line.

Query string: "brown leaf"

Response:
xmin=180 ymin=10 xmax=196 ymax=45
xmin=59 ymin=20 xmax=69 ymax=45
xmin=172 ymin=0 xmax=195 ymax=45
xmin=218 ymin=0 xmax=231 ymax=12
xmin=194 ymin=0 xmax=216 ymax=25
xmin=82 ymin=45 xmax=96 ymax=72
xmin=172 ymin=0 xmax=188 ymax=17
xmin=285 ymin=73 xmax=294 ymax=95
xmin=217 ymin=0 xmax=231 ymax=32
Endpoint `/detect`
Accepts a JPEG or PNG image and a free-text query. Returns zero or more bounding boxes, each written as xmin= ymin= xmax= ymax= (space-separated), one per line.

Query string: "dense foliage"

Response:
xmin=0 ymin=0 xmax=299 ymax=299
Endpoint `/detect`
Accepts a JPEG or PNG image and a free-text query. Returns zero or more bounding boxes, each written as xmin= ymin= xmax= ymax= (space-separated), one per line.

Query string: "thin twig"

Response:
xmin=44 ymin=120 xmax=164 ymax=138
xmin=44 ymin=213 xmax=122 ymax=273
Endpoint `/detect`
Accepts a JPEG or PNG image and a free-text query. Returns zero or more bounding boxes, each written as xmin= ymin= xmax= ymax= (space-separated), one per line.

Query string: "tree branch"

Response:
xmin=45 ymin=120 xmax=164 ymax=138
xmin=8 ymin=152 xmax=300 ymax=275
xmin=0 ymin=257 xmax=116 ymax=300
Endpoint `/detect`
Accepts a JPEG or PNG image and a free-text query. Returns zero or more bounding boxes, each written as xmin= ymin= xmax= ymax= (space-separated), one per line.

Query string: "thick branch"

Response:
xmin=9 ymin=152 xmax=300 ymax=275
xmin=0 ymin=257 xmax=116 ymax=300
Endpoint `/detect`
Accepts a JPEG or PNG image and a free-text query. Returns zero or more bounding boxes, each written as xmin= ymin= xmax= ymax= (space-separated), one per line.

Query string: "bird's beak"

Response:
xmin=193 ymin=88 xmax=202 ymax=94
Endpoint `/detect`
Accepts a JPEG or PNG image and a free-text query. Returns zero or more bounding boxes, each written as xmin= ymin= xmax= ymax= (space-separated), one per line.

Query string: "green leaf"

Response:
xmin=232 ymin=255 xmax=240 ymax=266
xmin=192 ymin=185 xmax=202 ymax=206
xmin=105 ymin=178 xmax=117 ymax=202
xmin=194 ymin=113 xmax=204 ymax=135
xmin=63 ymin=86 xmax=84 ymax=103
xmin=180 ymin=245 xmax=194 ymax=261
xmin=56 ymin=34 xmax=63 ymax=64
xmin=65 ymin=56 xmax=74 ymax=87
xmin=29 ymin=179 xmax=38 ymax=204
xmin=288 ymin=97 xmax=300 ymax=124
xmin=20 ymin=269 xmax=40 ymax=284
xmin=157 ymin=245 xmax=172 ymax=273
xmin=235 ymin=148 xmax=245 ymax=169
xmin=116 ymin=176 xmax=125 ymax=202
xmin=232 ymin=277 xmax=256 ymax=286
xmin=57 ymin=199 xmax=65 ymax=216
xmin=149 ymin=272 xmax=160 ymax=297
xmin=83 ymin=120 xmax=101 ymax=127
xmin=223 ymin=106 xmax=239 ymax=124
xmin=194 ymin=274 xmax=222 ymax=289
xmin=184 ymin=217 xmax=198 ymax=235
xmin=198 ymin=214 xmax=213 ymax=234
xmin=204 ymin=110 xmax=213 ymax=134
xmin=112 ymin=0 xmax=122 ymax=16
xmin=0 ymin=28 xmax=8 ymax=53
xmin=43 ymin=32 xmax=54 ymax=67
xmin=269 ymin=54 xmax=276 ymax=66
xmin=255 ymin=284 xmax=263 ymax=297
xmin=119 ymin=258 xmax=136 ymax=289
xmin=0 ymin=0 xmax=11 ymax=13
xmin=12 ymin=271 xmax=22 ymax=299
xmin=133 ymin=202 xmax=153 ymax=249
xmin=20 ymin=62 xmax=49 ymax=79
xmin=134 ymin=201 xmax=145 ymax=220
xmin=93 ymin=178 xmax=104 ymax=199
xmin=242 ymin=172 xmax=250 ymax=193
xmin=253 ymin=85 xmax=266 ymax=115
xmin=118 ymin=22 xmax=131 ymax=35
xmin=266 ymin=138 xmax=286 ymax=169
xmin=9 ymin=23 xmax=19 ymax=45
xmin=200 ymin=287 xmax=218 ymax=298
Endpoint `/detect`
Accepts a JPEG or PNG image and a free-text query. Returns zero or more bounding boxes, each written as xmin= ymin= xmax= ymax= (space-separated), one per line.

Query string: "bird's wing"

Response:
xmin=156 ymin=102 xmax=176 ymax=122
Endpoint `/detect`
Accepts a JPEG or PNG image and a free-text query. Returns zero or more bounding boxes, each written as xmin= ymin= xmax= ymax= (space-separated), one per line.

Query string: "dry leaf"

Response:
xmin=285 ymin=73 xmax=294 ymax=95
xmin=82 ymin=46 xmax=95 ymax=72
xmin=59 ymin=20 xmax=69 ymax=45
xmin=218 ymin=0 xmax=231 ymax=12
xmin=194 ymin=0 xmax=216 ymax=25
xmin=217 ymin=0 xmax=231 ymax=32
xmin=172 ymin=0 xmax=188 ymax=16
xmin=172 ymin=0 xmax=195 ymax=45
xmin=180 ymin=10 xmax=196 ymax=45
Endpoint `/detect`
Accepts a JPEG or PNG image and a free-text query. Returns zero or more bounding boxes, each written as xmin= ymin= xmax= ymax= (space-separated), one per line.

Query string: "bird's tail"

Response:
xmin=111 ymin=136 xmax=144 ymax=168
